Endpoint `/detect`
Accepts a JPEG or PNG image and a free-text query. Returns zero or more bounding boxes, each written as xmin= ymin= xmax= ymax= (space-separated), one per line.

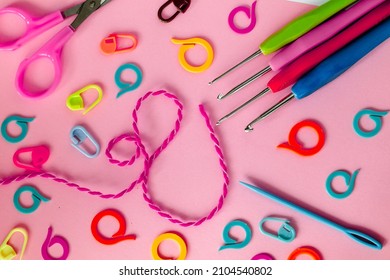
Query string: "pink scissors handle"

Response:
xmin=0 ymin=7 xmax=64 ymax=51
xmin=15 ymin=26 xmax=74 ymax=98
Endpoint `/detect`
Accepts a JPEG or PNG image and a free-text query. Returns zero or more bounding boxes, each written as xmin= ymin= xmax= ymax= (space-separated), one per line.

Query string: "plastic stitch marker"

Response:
xmin=13 ymin=185 xmax=50 ymax=214
xmin=251 ymin=253 xmax=274 ymax=260
xmin=91 ymin=209 xmax=136 ymax=245
xmin=228 ymin=1 xmax=257 ymax=34
xmin=171 ymin=37 xmax=214 ymax=73
xmin=288 ymin=246 xmax=322 ymax=260
xmin=41 ymin=226 xmax=69 ymax=260
xmin=353 ymin=109 xmax=388 ymax=138
xmin=70 ymin=125 xmax=100 ymax=158
xmin=115 ymin=63 xmax=143 ymax=98
xmin=240 ymin=181 xmax=383 ymax=250
xmin=326 ymin=169 xmax=360 ymax=199
xmin=278 ymin=120 xmax=325 ymax=156
xmin=0 ymin=227 xmax=28 ymax=260
xmin=259 ymin=217 xmax=296 ymax=243
xmin=1 ymin=115 xmax=35 ymax=143
xmin=219 ymin=220 xmax=252 ymax=251
xmin=13 ymin=145 xmax=50 ymax=171
xmin=151 ymin=232 xmax=187 ymax=260
xmin=66 ymin=84 xmax=103 ymax=115
xmin=158 ymin=0 xmax=191 ymax=23
xmin=100 ymin=34 xmax=137 ymax=55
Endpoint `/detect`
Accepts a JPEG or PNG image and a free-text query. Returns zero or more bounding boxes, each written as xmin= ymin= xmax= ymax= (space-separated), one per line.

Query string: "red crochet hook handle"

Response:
xmin=267 ymin=1 xmax=390 ymax=93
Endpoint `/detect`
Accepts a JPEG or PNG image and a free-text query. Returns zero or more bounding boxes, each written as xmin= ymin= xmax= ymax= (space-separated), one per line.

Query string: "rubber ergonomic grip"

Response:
xmin=292 ymin=18 xmax=390 ymax=100
xmin=259 ymin=0 xmax=357 ymax=55
xmin=267 ymin=1 xmax=390 ymax=93
xmin=269 ymin=0 xmax=385 ymax=71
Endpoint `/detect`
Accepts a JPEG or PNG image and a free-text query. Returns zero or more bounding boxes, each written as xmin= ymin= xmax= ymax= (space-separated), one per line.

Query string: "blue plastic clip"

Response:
xmin=259 ymin=217 xmax=296 ymax=243
xmin=70 ymin=126 xmax=100 ymax=158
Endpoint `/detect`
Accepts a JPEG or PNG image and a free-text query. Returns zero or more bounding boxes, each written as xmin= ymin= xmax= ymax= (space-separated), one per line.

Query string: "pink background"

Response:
xmin=0 ymin=0 xmax=389 ymax=260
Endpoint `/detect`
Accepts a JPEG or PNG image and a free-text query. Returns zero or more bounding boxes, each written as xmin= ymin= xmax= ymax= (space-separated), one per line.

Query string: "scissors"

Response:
xmin=0 ymin=0 xmax=112 ymax=98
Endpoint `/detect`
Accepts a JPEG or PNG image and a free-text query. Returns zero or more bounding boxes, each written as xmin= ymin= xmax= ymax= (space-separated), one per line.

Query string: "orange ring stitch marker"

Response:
xmin=151 ymin=232 xmax=187 ymax=260
xmin=91 ymin=209 xmax=136 ymax=245
xmin=278 ymin=119 xmax=325 ymax=156
xmin=288 ymin=246 xmax=322 ymax=260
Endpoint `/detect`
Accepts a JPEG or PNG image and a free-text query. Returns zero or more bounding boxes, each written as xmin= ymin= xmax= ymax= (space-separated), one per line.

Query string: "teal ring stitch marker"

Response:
xmin=219 ymin=219 xmax=252 ymax=251
xmin=115 ymin=63 xmax=143 ymax=98
xmin=13 ymin=185 xmax=50 ymax=214
xmin=353 ymin=109 xmax=388 ymax=138
xmin=326 ymin=169 xmax=360 ymax=199
xmin=1 ymin=115 xmax=35 ymax=143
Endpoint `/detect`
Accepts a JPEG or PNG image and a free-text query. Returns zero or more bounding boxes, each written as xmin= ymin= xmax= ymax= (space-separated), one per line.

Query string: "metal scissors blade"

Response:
xmin=70 ymin=0 xmax=112 ymax=30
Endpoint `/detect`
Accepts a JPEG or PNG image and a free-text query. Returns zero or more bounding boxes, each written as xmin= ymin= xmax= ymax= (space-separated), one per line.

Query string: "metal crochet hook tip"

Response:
xmin=244 ymin=125 xmax=254 ymax=132
xmin=245 ymin=93 xmax=295 ymax=130
xmin=209 ymin=49 xmax=262 ymax=85
xmin=217 ymin=93 xmax=224 ymax=100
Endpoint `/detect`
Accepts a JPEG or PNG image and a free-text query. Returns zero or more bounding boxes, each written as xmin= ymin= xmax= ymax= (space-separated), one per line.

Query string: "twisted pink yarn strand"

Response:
xmin=0 ymin=90 xmax=229 ymax=227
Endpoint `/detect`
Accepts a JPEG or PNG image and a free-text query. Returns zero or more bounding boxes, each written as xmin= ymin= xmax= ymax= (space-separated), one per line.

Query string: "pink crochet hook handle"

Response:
xmin=0 ymin=7 xmax=64 ymax=51
xmin=269 ymin=0 xmax=386 ymax=71
xmin=15 ymin=26 xmax=74 ymax=98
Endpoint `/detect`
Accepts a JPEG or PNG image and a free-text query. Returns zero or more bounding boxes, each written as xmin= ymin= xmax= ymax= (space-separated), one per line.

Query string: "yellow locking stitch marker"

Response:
xmin=0 ymin=227 xmax=28 ymax=260
xmin=171 ymin=37 xmax=214 ymax=73
xmin=66 ymin=84 xmax=103 ymax=115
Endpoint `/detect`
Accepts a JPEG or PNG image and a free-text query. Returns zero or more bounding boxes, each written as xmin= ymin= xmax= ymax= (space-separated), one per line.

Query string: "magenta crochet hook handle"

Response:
xmin=15 ymin=26 xmax=74 ymax=98
xmin=269 ymin=0 xmax=385 ymax=71
xmin=0 ymin=7 xmax=64 ymax=51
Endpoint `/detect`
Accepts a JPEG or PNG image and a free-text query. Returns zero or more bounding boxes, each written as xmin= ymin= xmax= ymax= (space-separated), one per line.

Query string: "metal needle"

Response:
xmin=209 ymin=50 xmax=262 ymax=85
xmin=245 ymin=93 xmax=295 ymax=132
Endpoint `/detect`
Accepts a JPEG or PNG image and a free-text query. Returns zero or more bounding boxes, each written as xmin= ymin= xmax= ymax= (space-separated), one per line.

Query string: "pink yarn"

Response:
xmin=1 ymin=89 xmax=229 ymax=227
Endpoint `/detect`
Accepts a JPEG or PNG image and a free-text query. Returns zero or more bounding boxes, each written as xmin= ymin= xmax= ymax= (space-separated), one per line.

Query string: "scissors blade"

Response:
xmin=70 ymin=0 xmax=113 ymax=30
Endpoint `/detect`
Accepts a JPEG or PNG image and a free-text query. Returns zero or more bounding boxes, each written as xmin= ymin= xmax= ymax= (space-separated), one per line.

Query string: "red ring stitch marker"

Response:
xmin=91 ymin=209 xmax=136 ymax=245
xmin=288 ymin=246 xmax=322 ymax=260
xmin=278 ymin=120 xmax=325 ymax=156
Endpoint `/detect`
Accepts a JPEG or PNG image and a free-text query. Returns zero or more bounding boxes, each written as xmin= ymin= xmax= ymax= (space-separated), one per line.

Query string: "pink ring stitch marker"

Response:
xmin=228 ymin=1 xmax=258 ymax=34
xmin=278 ymin=119 xmax=325 ymax=156
xmin=41 ymin=226 xmax=70 ymax=260
xmin=13 ymin=145 xmax=50 ymax=171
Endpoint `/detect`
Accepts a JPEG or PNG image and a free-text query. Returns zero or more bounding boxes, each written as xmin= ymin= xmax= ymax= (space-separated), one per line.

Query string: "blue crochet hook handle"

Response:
xmin=293 ymin=17 xmax=390 ymax=99
xmin=239 ymin=181 xmax=382 ymax=250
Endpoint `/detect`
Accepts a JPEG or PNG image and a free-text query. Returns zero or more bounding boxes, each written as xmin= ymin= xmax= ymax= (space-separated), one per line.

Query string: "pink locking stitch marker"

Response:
xmin=13 ymin=145 xmax=50 ymax=171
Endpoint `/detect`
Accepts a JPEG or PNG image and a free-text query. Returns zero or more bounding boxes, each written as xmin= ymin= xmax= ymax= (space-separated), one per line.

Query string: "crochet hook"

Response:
xmin=209 ymin=0 xmax=358 ymax=86
xmin=245 ymin=17 xmax=390 ymax=132
xmin=240 ymin=181 xmax=382 ymax=250
xmin=216 ymin=0 xmax=384 ymax=100
xmin=216 ymin=1 xmax=390 ymax=125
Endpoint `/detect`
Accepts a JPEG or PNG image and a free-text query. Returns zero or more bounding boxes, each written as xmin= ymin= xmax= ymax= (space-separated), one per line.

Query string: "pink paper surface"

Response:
xmin=0 ymin=0 xmax=389 ymax=260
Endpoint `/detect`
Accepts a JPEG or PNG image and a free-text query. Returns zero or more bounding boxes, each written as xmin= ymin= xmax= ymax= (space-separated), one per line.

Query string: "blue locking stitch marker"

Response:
xmin=259 ymin=217 xmax=296 ymax=243
xmin=245 ymin=18 xmax=390 ymax=131
xmin=70 ymin=125 xmax=100 ymax=158
xmin=240 ymin=181 xmax=382 ymax=250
